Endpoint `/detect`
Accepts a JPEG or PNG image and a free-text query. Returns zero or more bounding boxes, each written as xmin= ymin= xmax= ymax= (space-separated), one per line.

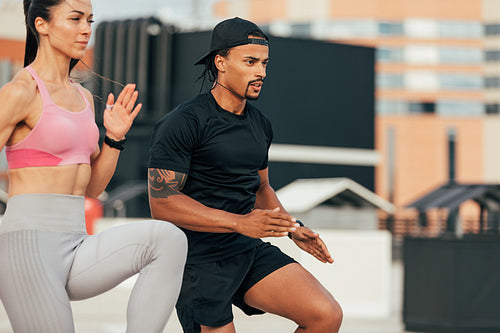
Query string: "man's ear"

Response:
xmin=34 ymin=16 xmax=49 ymax=36
xmin=214 ymin=54 xmax=226 ymax=73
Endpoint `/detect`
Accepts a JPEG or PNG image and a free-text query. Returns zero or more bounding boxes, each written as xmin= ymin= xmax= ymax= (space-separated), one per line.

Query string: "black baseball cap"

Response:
xmin=194 ymin=17 xmax=269 ymax=66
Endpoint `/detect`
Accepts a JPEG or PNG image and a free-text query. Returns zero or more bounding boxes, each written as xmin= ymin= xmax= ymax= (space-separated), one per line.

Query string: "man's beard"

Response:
xmin=245 ymin=93 xmax=260 ymax=100
xmin=245 ymin=79 xmax=264 ymax=100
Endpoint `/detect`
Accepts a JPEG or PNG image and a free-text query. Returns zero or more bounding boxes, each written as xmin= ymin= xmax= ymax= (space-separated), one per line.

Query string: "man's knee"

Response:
xmin=305 ymin=297 xmax=343 ymax=332
xmin=322 ymin=298 xmax=343 ymax=329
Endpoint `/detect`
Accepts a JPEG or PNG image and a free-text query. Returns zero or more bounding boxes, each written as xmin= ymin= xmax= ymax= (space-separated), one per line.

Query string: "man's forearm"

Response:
xmin=150 ymin=193 xmax=241 ymax=233
xmin=254 ymin=183 xmax=288 ymax=213
xmin=148 ymin=168 xmax=297 ymax=238
xmin=148 ymin=167 xmax=240 ymax=232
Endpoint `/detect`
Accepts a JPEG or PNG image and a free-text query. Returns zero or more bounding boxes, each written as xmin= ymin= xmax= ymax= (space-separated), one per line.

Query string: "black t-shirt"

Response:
xmin=148 ymin=92 xmax=273 ymax=263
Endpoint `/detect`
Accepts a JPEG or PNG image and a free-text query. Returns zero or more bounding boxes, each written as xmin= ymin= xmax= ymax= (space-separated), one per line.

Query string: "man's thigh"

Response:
xmin=176 ymin=252 xmax=253 ymax=332
xmin=176 ymin=243 xmax=296 ymax=332
xmin=243 ymin=262 xmax=339 ymax=326
xmin=233 ymin=242 xmax=296 ymax=315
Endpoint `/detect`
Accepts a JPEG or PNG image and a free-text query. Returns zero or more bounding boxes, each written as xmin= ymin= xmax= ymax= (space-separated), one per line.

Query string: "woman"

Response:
xmin=0 ymin=0 xmax=187 ymax=332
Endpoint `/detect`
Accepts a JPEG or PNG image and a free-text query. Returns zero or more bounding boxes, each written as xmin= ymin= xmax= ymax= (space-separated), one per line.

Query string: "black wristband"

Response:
xmin=104 ymin=135 xmax=127 ymax=151
xmin=288 ymin=219 xmax=304 ymax=239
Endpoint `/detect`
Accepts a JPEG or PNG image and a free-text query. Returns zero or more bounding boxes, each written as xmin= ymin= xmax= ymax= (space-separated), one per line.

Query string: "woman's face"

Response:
xmin=39 ymin=0 xmax=93 ymax=60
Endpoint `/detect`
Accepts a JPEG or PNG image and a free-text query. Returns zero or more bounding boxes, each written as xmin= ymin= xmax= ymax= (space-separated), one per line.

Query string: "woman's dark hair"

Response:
xmin=23 ymin=0 xmax=79 ymax=71
xmin=197 ymin=29 xmax=268 ymax=91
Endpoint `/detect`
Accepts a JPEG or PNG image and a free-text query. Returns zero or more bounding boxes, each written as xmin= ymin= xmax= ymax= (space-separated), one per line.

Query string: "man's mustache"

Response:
xmin=248 ymin=79 xmax=264 ymax=85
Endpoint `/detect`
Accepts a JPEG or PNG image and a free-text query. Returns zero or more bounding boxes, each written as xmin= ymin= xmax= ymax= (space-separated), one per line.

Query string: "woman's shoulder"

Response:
xmin=0 ymin=69 xmax=39 ymax=126
xmin=73 ymin=82 xmax=94 ymax=106
xmin=0 ymin=69 xmax=38 ymax=106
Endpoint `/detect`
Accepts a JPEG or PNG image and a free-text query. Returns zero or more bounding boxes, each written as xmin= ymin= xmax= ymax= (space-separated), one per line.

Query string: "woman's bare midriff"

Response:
xmin=8 ymin=164 xmax=92 ymax=197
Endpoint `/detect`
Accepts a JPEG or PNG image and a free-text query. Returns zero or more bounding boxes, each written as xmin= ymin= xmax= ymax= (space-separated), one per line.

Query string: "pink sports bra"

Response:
xmin=5 ymin=66 xmax=99 ymax=169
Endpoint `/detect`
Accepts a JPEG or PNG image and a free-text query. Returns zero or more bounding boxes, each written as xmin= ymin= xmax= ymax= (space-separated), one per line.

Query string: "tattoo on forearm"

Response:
xmin=148 ymin=168 xmax=187 ymax=199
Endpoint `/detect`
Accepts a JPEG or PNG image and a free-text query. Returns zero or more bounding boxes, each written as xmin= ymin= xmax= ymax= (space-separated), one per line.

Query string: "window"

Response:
xmin=290 ymin=23 xmax=311 ymax=38
xmin=409 ymin=101 xmax=435 ymax=114
xmin=377 ymin=73 xmax=404 ymax=88
xmin=440 ymin=74 xmax=482 ymax=90
xmin=485 ymin=77 xmax=500 ymax=88
xmin=439 ymin=47 xmax=482 ymax=64
xmin=439 ymin=21 xmax=482 ymax=39
xmin=376 ymin=99 xmax=407 ymax=115
xmin=0 ymin=60 xmax=12 ymax=87
xmin=437 ymin=100 xmax=484 ymax=116
xmin=259 ymin=25 xmax=271 ymax=34
xmin=405 ymin=45 xmax=439 ymax=65
xmin=379 ymin=22 xmax=404 ymax=36
xmin=269 ymin=22 xmax=292 ymax=37
xmin=377 ymin=100 xmax=487 ymax=116
xmin=485 ymin=50 xmax=500 ymax=62
xmin=313 ymin=20 xmax=377 ymax=39
xmin=486 ymin=104 xmax=500 ymax=114
xmin=405 ymin=19 xmax=438 ymax=38
xmin=376 ymin=47 xmax=404 ymax=63
xmin=406 ymin=70 xmax=439 ymax=90
xmin=485 ymin=24 xmax=500 ymax=36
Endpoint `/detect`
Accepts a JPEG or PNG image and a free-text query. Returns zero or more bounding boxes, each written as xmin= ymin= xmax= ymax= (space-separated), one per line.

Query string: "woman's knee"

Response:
xmin=149 ymin=220 xmax=188 ymax=260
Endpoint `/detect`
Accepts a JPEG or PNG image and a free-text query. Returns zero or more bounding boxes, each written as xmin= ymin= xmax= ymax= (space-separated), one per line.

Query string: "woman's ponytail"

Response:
xmin=23 ymin=0 xmax=37 ymax=67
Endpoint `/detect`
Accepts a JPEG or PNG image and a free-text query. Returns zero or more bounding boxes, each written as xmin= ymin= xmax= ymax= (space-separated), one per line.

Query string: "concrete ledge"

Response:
xmin=95 ymin=220 xmax=393 ymax=318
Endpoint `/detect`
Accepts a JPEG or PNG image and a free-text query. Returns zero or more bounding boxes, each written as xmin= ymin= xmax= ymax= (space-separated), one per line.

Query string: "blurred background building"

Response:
xmin=2 ymin=1 xmax=500 ymax=331
xmin=213 ymin=0 xmax=500 ymax=236
xmin=2 ymin=0 xmax=500 ymax=236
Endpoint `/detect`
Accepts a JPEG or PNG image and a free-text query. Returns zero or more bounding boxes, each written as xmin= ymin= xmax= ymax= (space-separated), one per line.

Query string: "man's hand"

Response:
xmin=236 ymin=208 xmax=299 ymax=238
xmin=290 ymin=227 xmax=334 ymax=263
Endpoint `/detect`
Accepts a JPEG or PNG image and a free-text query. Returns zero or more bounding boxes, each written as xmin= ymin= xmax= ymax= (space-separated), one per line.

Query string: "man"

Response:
xmin=148 ymin=17 xmax=342 ymax=333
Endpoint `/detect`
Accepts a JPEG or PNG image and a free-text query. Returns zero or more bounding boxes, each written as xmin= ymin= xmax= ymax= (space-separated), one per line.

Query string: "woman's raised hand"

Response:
xmin=103 ymin=84 xmax=142 ymax=140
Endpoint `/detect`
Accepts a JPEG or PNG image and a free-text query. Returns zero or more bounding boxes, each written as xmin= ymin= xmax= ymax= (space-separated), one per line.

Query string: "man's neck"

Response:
xmin=211 ymin=83 xmax=246 ymax=115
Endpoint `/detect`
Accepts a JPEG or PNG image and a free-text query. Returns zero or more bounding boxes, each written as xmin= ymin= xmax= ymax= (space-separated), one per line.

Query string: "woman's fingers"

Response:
xmin=121 ymin=86 xmax=134 ymax=109
xmin=107 ymin=84 xmax=141 ymax=117
xmin=125 ymin=90 xmax=139 ymax=112
xmin=106 ymin=93 xmax=114 ymax=107
xmin=114 ymin=84 xmax=132 ymax=106
xmin=129 ymin=103 xmax=142 ymax=121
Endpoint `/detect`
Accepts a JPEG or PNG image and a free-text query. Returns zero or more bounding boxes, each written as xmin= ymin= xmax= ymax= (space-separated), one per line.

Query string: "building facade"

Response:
xmin=2 ymin=0 xmax=500 ymax=229
xmin=214 ymin=0 xmax=500 ymax=228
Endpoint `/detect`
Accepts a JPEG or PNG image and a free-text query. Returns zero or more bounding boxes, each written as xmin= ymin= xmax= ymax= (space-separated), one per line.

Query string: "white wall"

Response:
xmin=264 ymin=229 xmax=393 ymax=318
xmin=296 ymin=206 xmax=379 ymax=230
xmin=483 ymin=117 xmax=500 ymax=183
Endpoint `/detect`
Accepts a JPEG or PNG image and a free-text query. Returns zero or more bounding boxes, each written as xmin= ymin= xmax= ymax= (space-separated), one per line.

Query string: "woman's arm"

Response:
xmin=0 ymin=73 xmax=36 ymax=150
xmin=85 ymin=84 xmax=142 ymax=198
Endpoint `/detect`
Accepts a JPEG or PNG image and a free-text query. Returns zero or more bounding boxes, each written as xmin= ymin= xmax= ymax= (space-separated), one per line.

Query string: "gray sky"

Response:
xmin=2 ymin=0 xmax=218 ymax=26
xmin=92 ymin=0 xmax=217 ymax=25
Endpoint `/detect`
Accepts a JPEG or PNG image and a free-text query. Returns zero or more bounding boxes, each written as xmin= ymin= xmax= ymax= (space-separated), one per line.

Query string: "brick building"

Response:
xmin=213 ymin=0 xmax=500 ymax=236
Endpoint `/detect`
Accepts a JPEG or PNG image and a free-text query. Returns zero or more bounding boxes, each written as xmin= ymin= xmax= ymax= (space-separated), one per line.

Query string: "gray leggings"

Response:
xmin=0 ymin=193 xmax=187 ymax=333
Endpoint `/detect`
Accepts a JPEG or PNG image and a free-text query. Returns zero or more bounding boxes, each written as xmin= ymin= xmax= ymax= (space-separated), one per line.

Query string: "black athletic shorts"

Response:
xmin=175 ymin=242 xmax=297 ymax=332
